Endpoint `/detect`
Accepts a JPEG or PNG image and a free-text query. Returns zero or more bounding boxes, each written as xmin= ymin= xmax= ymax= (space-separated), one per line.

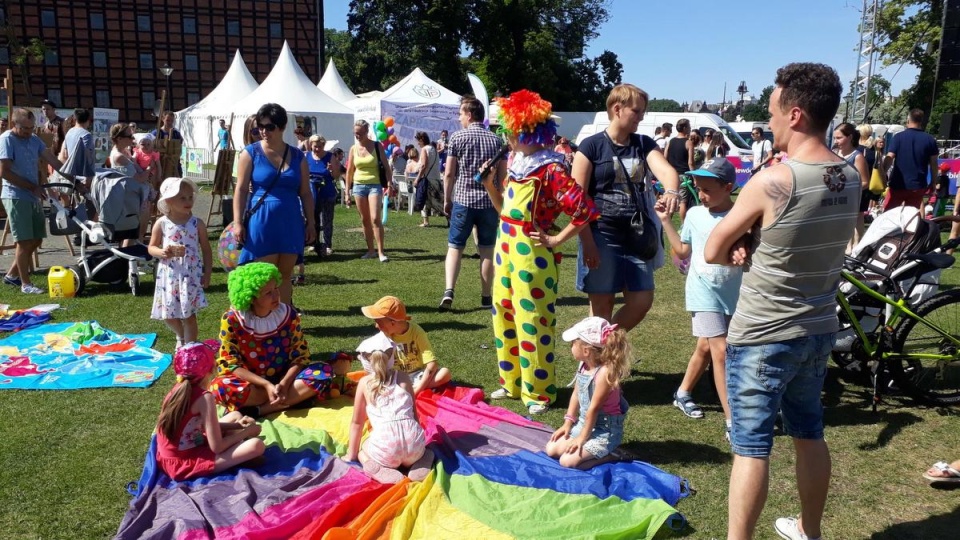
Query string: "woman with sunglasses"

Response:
xmin=108 ymin=122 xmax=154 ymax=245
xmin=233 ymin=103 xmax=316 ymax=305
xmin=345 ymin=119 xmax=391 ymax=262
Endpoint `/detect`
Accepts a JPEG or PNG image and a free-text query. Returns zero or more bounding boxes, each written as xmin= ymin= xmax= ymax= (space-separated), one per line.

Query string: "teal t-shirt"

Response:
xmin=679 ymin=206 xmax=742 ymax=315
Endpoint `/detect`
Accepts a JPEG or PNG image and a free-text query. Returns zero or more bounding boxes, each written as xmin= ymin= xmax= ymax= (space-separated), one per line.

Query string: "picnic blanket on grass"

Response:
xmin=0 ymin=321 xmax=168 ymax=389
xmin=117 ymin=386 xmax=690 ymax=539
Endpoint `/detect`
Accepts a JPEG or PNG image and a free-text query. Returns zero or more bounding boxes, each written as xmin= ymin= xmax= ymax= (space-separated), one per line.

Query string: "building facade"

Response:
xmin=0 ymin=0 xmax=321 ymax=124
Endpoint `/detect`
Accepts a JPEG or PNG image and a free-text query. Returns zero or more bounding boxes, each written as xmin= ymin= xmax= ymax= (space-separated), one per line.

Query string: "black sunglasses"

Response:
xmin=258 ymin=123 xmax=278 ymax=132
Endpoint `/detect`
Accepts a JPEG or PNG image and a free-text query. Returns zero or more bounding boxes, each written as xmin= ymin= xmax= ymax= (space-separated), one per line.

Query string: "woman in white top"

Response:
xmin=834 ymin=122 xmax=870 ymax=253
xmin=414 ymin=132 xmax=444 ymax=227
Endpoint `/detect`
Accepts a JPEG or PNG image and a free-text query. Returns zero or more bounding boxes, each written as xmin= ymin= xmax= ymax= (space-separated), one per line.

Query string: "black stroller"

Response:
xmin=46 ymin=169 xmax=153 ymax=296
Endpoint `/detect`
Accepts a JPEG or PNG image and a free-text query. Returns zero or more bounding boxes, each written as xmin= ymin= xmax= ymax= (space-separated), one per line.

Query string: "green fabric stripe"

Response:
xmin=258 ymin=416 xmax=348 ymax=456
xmin=435 ymin=461 xmax=678 ymax=540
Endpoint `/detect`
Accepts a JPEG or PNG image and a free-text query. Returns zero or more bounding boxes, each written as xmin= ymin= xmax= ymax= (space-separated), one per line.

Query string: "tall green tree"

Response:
xmin=740 ymin=86 xmax=773 ymax=122
xmin=331 ymin=0 xmax=620 ymax=110
xmin=875 ymin=0 xmax=942 ymax=117
xmin=646 ymin=98 xmax=682 ymax=113
xmin=341 ymin=0 xmax=469 ymax=94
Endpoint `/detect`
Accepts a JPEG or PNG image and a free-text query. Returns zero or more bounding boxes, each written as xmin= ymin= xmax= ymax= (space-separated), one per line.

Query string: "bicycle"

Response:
xmin=834 ymin=237 xmax=960 ymax=409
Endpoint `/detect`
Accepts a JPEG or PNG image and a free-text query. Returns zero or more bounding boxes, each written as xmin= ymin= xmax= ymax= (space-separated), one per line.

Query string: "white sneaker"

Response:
xmin=528 ymin=403 xmax=549 ymax=415
xmin=490 ymin=388 xmax=511 ymax=400
xmin=775 ymin=517 xmax=821 ymax=540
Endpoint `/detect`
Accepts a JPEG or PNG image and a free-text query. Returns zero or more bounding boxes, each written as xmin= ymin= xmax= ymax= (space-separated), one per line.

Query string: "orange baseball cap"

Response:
xmin=361 ymin=296 xmax=411 ymax=321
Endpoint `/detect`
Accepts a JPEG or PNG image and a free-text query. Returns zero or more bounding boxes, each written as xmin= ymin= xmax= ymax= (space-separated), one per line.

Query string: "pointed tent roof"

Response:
xmin=317 ymin=58 xmax=356 ymax=104
xmin=233 ymin=41 xmax=352 ymax=115
xmin=179 ymin=50 xmax=259 ymax=116
xmin=379 ymin=68 xmax=461 ymax=105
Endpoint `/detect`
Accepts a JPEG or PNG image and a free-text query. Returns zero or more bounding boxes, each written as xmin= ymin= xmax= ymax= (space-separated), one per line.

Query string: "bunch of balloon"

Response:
xmin=374 ymin=117 xmax=401 ymax=156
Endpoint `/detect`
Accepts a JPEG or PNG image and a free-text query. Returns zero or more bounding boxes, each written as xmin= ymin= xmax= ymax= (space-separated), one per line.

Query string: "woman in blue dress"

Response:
xmin=233 ymin=103 xmax=316 ymax=305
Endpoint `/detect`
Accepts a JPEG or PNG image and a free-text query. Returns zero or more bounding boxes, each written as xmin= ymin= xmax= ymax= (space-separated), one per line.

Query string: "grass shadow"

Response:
xmin=620 ymin=439 xmax=731 ymax=466
xmin=823 ymin=402 xmax=922 ymax=451
xmin=622 ymin=371 xmax=685 ymax=407
xmin=870 ymin=505 xmax=960 ymax=539
xmin=418 ymin=321 xmax=487 ymax=333
xmin=308 ymin=275 xmax=377 ymax=286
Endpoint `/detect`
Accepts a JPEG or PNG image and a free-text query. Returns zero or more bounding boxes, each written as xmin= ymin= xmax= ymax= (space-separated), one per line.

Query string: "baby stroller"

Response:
xmin=46 ymin=169 xmax=153 ymax=296
xmin=833 ymin=206 xmax=957 ymax=368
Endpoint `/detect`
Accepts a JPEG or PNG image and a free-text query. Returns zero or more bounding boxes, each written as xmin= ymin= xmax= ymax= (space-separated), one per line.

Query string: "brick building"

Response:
xmin=0 ymin=0 xmax=322 ymax=124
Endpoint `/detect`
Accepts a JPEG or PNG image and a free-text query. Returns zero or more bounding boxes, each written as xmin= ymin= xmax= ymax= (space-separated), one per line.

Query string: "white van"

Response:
xmin=729 ymin=121 xmax=773 ymax=144
xmin=574 ymin=112 xmax=754 ymax=161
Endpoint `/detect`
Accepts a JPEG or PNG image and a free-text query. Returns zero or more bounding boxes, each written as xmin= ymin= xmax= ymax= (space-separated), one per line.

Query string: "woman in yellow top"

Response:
xmin=346 ymin=119 xmax=392 ymax=262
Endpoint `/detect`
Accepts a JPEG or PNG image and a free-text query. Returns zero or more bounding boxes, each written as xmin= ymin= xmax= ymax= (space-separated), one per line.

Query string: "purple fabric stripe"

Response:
xmin=115 ymin=451 xmax=352 ymax=539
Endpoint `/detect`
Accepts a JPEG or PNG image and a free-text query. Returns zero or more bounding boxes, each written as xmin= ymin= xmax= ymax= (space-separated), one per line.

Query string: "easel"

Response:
xmin=0 ymin=68 xmax=42 ymax=267
xmin=154 ymin=91 xmax=182 ymax=180
xmin=206 ymin=113 xmax=236 ymax=227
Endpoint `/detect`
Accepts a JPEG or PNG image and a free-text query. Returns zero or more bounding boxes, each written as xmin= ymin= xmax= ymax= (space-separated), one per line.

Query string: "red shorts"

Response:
xmin=882 ymin=189 xmax=926 ymax=211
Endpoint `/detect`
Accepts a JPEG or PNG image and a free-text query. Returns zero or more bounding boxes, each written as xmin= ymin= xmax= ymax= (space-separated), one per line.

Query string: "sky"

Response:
xmin=322 ymin=0 xmax=919 ymax=106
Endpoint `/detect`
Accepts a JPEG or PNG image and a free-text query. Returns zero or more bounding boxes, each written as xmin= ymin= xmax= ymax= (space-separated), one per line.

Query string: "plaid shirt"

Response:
xmin=448 ymin=122 xmax=502 ymax=209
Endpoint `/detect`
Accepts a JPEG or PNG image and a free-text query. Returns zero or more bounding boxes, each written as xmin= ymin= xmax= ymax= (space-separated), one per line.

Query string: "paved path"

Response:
xmin=0 ymin=190 xmax=226 ymax=279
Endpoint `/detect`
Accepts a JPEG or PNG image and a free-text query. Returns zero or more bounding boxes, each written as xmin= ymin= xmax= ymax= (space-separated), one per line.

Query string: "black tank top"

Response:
xmin=666 ymin=137 xmax=690 ymax=174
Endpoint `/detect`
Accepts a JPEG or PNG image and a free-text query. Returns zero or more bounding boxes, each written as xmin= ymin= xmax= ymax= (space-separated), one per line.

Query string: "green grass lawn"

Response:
xmin=1 ymin=203 xmax=960 ymax=539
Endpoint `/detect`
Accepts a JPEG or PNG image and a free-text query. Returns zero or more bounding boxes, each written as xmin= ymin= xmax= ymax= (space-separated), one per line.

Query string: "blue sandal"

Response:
xmin=673 ymin=392 xmax=704 ymax=419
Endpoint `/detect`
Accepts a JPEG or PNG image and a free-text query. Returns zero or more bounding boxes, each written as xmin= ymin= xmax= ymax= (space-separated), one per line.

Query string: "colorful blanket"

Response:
xmin=0 ymin=321 xmax=169 ymax=389
xmin=117 ymin=387 xmax=690 ymax=539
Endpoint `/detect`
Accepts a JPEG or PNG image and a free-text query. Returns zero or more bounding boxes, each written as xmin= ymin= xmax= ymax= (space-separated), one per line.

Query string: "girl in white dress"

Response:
xmin=148 ymin=178 xmax=212 ymax=350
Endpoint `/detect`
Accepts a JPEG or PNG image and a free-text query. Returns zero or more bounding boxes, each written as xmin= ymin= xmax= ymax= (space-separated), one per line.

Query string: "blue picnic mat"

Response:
xmin=0 ymin=321 xmax=169 ymax=389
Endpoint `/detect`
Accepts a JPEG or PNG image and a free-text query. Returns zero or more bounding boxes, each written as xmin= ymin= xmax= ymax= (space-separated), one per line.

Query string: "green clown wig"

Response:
xmin=227 ymin=262 xmax=282 ymax=311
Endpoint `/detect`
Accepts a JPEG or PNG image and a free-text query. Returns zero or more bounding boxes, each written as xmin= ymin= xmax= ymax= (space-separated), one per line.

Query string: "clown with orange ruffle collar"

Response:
xmin=477 ymin=90 xmax=600 ymax=415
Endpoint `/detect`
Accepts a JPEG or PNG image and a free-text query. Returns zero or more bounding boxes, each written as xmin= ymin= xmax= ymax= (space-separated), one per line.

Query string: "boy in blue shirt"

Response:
xmin=655 ymin=158 xmax=741 ymax=440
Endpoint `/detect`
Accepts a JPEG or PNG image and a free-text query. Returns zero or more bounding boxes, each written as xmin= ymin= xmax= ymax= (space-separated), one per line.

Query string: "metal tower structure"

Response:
xmin=851 ymin=0 xmax=881 ymax=124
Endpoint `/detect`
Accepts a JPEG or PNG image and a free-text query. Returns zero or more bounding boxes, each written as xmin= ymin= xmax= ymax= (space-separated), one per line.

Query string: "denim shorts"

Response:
xmin=570 ymin=413 xmax=625 ymax=459
xmin=448 ymin=203 xmax=499 ymax=249
xmin=576 ymin=220 xmax=656 ymax=294
xmin=352 ymin=183 xmax=383 ymax=198
xmin=725 ymin=333 xmax=835 ymax=457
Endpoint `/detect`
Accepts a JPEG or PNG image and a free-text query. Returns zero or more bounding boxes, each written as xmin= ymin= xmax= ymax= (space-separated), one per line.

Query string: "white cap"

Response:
xmin=356 ymin=332 xmax=396 ymax=373
xmin=561 ymin=316 xmax=617 ymax=348
xmin=156 ymin=177 xmax=198 ymax=214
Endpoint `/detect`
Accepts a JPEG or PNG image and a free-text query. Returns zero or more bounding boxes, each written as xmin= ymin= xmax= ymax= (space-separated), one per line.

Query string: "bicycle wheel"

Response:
xmin=891 ymin=290 xmax=960 ymax=405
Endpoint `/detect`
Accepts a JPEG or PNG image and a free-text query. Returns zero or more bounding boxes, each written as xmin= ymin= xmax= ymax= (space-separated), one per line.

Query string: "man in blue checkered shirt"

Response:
xmin=440 ymin=96 xmax=506 ymax=311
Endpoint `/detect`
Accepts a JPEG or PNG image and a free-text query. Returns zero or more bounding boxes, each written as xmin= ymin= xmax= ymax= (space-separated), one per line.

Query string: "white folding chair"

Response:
xmin=393 ymin=174 xmax=414 ymax=214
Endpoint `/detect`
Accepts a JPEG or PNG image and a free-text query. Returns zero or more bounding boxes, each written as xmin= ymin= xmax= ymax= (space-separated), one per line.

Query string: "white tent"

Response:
xmin=176 ymin=50 xmax=260 ymax=151
xmin=348 ymin=68 xmax=461 ymax=148
xmin=317 ymin=58 xmax=356 ymax=105
xmin=231 ymin=41 xmax=355 ymax=151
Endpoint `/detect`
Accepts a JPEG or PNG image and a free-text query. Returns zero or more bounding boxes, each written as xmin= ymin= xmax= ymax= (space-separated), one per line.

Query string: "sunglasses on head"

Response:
xmin=258 ymin=123 xmax=278 ymax=132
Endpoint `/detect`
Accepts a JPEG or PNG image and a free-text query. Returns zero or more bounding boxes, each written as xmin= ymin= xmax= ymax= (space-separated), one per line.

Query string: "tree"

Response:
xmin=332 ymin=0 xmax=620 ymax=110
xmin=0 ymin=4 xmax=51 ymax=104
xmin=930 ymin=80 xmax=960 ymax=135
xmin=646 ymin=98 xmax=682 ymax=113
xmin=875 ymin=0 xmax=942 ymax=114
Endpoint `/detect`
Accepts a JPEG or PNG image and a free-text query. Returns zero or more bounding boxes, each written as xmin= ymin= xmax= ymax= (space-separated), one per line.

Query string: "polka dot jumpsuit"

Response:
xmin=493 ymin=152 xmax=598 ymax=407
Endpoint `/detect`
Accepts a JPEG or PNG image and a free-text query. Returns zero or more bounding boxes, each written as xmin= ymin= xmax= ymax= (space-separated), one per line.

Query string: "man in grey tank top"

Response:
xmin=705 ymin=63 xmax=858 ymax=540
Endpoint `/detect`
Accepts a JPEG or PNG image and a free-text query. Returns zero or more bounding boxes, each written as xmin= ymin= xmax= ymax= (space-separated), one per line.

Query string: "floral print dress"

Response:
xmin=151 ymin=215 xmax=207 ymax=320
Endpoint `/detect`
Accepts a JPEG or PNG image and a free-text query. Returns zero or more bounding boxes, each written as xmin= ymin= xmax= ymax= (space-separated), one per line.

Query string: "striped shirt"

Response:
xmin=448 ymin=122 xmax=502 ymax=209
xmin=727 ymin=160 xmax=860 ymax=345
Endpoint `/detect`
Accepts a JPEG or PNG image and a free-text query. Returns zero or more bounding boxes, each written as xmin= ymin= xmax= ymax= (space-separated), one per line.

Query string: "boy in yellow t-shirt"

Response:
xmin=361 ymin=296 xmax=452 ymax=394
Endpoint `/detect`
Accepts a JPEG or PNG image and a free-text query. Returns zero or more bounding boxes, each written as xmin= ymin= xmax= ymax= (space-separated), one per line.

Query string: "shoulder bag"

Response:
xmin=604 ymin=133 xmax=659 ymax=260
xmin=240 ymin=144 xmax=289 ymax=242
xmin=371 ymin=142 xmax=389 ymax=188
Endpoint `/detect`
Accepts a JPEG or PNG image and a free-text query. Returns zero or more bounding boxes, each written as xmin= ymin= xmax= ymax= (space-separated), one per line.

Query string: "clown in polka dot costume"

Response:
xmin=208 ymin=262 xmax=337 ymax=415
xmin=479 ymin=90 xmax=600 ymax=414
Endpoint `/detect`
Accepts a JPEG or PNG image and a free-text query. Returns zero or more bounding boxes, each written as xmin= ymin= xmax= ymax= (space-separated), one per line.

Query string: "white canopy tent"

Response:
xmin=176 ymin=50 xmax=260 ymax=151
xmin=230 ymin=42 xmax=355 ymax=151
xmin=317 ymin=59 xmax=356 ymax=105
xmin=348 ymin=68 xmax=461 ymax=148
